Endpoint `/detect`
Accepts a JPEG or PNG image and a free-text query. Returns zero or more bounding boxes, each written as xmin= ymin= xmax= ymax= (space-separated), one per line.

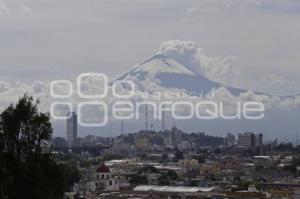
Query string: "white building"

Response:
xmin=79 ymin=164 xmax=119 ymax=194
xmin=94 ymin=164 xmax=119 ymax=191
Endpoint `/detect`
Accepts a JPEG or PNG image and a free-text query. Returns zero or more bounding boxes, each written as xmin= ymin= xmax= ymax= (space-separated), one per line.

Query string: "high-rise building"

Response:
xmin=238 ymin=132 xmax=255 ymax=147
xmin=66 ymin=112 xmax=78 ymax=147
xmin=85 ymin=134 xmax=96 ymax=145
xmin=238 ymin=132 xmax=263 ymax=151
xmin=224 ymin=133 xmax=235 ymax=147
xmin=168 ymin=124 xmax=182 ymax=147
xmin=255 ymin=133 xmax=263 ymax=155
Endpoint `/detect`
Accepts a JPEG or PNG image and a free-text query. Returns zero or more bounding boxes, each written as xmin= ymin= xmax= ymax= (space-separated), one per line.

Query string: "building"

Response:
xmin=255 ymin=133 xmax=263 ymax=155
xmin=238 ymin=132 xmax=264 ymax=152
xmin=167 ymin=124 xmax=182 ymax=148
xmin=66 ymin=112 xmax=78 ymax=147
xmin=224 ymin=133 xmax=235 ymax=147
xmin=179 ymin=159 xmax=200 ymax=170
xmin=238 ymin=132 xmax=255 ymax=147
xmin=177 ymin=141 xmax=196 ymax=152
xmin=94 ymin=164 xmax=119 ymax=191
xmin=79 ymin=164 xmax=119 ymax=193
xmin=85 ymin=134 xmax=96 ymax=145
xmin=133 ymin=185 xmax=221 ymax=194
xmin=199 ymin=163 xmax=222 ymax=176
xmin=51 ymin=137 xmax=67 ymax=148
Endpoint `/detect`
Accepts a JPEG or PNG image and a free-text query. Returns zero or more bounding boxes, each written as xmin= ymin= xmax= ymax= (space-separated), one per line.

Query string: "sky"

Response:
xmin=1 ymin=0 xmax=300 ymax=140
xmin=0 ymin=0 xmax=300 ymax=95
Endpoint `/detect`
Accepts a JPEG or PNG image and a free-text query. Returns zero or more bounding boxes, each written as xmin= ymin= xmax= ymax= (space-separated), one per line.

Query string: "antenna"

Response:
xmin=109 ymin=122 xmax=112 ymax=135
xmin=121 ymin=120 xmax=124 ymax=135
xmin=150 ymin=123 xmax=154 ymax=131
xmin=145 ymin=105 xmax=149 ymax=130
xmin=162 ymin=104 xmax=166 ymax=131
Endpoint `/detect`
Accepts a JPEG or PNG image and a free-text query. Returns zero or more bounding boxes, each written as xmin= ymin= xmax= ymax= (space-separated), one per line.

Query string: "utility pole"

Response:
xmin=162 ymin=104 xmax=165 ymax=131
xmin=145 ymin=105 xmax=148 ymax=130
xmin=121 ymin=120 xmax=124 ymax=135
xmin=296 ymin=131 xmax=299 ymax=146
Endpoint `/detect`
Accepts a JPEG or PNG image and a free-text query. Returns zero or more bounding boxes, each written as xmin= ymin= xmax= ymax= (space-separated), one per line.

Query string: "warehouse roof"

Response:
xmin=134 ymin=185 xmax=218 ymax=193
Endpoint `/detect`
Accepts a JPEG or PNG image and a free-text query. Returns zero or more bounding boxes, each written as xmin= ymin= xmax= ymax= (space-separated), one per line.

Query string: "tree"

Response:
xmin=102 ymin=153 xmax=124 ymax=161
xmin=276 ymin=142 xmax=294 ymax=151
xmin=129 ymin=174 xmax=148 ymax=185
xmin=283 ymin=164 xmax=297 ymax=174
xmin=158 ymin=173 xmax=170 ymax=185
xmin=51 ymin=137 xmax=68 ymax=149
xmin=213 ymin=148 xmax=221 ymax=155
xmin=0 ymin=94 xmax=69 ymax=199
xmin=160 ymin=154 xmax=168 ymax=163
xmin=193 ymin=155 xmax=205 ymax=164
xmin=293 ymin=157 xmax=300 ymax=166
xmin=139 ymin=153 xmax=148 ymax=161
xmin=59 ymin=160 xmax=80 ymax=190
xmin=138 ymin=165 xmax=159 ymax=176
xmin=174 ymin=150 xmax=184 ymax=161
xmin=166 ymin=170 xmax=178 ymax=181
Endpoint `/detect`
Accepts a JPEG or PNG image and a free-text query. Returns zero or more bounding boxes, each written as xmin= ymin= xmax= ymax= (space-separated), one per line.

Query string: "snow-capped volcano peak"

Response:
xmin=115 ymin=53 xmax=245 ymax=95
xmin=137 ymin=54 xmax=196 ymax=77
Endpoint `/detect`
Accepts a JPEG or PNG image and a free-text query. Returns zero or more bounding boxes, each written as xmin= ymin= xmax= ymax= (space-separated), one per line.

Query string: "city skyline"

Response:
xmin=1 ymin=0 xmax=300 ymax=140
xmin=1 ymin=1 xmax=300 ymax=198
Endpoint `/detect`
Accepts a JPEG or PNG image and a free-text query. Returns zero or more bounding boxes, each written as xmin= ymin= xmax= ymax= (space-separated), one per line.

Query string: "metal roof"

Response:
xmin=134 ymin=185 xmax=217 ymax=193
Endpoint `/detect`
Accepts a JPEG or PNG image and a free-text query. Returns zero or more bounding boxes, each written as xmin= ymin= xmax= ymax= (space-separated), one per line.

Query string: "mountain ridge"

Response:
xmin=115 ymin=54 xmax=252 ymax=96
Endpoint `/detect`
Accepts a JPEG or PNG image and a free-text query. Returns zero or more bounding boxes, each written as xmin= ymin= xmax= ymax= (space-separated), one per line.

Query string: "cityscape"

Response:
xmin=1 ymin=0 xmax=300 ymax=199
xmin=46 ymin=111 xmax=300 ymax=198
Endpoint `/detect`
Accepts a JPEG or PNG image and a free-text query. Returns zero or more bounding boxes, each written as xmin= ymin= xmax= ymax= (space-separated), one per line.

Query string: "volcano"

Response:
xmin=115 ymin=54 xmax=247 ymax=96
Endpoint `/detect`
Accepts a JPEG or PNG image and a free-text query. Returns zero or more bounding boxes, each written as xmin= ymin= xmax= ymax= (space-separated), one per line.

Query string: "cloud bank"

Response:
xmin=157 ymin=40 xmax=241 ymax=86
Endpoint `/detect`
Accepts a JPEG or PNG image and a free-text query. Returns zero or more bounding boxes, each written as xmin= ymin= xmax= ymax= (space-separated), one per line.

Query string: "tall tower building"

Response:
xmin=161 ymin=104 xmax=166 ymax=131
xmin=168 ymin=123 xmax=182 ymax=147
xmin=66 ymin=112 xmax=78 ymax=147
xmin=224 ymin=133 xmax=236 ymax=147
xmin=238 ymin=132 xmax=255 ymax=147
xmin=255 ymin=133 xmax=263 ymax=155
xmin=145 ymin=105 xmax=149 ymax=130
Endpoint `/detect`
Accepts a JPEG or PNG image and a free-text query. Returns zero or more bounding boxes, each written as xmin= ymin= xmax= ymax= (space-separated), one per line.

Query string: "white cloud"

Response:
xmin=184 ymin=0 xmax=300 ymax=18
xmin=32 ymin=81 xmax=46 ymax=94
xmin=0 ymin=0 xmax=10 ymax=15
xmin=262 ymin=74 xmax=287 ymax=85
xmin=0 ymin=81 xmax=11 ymax=92
xmin=157 ymin=40 xmax=241 ymax=86
xmin=185 ymin=0 xmax=262 ymax=17
xmin=0 ymin=0 xmax=31 ymax=15
xmin=0 ymin=76 xmax=300 ymax=138
xmin=157 ymin=40 xmax=300 ymax=95
xmin=157 ymin=40 xmax=200 ymax=72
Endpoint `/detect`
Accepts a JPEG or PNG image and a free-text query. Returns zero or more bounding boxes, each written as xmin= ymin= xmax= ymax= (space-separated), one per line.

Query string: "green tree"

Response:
xmin=129 ymin=174 xmax=148 ymax=185
xmin=158 ymin=173 xmax=170 ymax=185
xmin=0 ymin=95 xmax=70 ymax=199
xmin=174 ymin=150 xmax=184 ymax=161
xmin=138 ymin=165 xmax=159 ymax=176
xmin=160 ymin=154 xmax=168 ymax=163
xmin=166 ymin=170 xmax=178 ymax=181
xmin=102 ymin=153 xmax=124 ymax=161
xmin=283 ymin=164 xmax=297 ymax=174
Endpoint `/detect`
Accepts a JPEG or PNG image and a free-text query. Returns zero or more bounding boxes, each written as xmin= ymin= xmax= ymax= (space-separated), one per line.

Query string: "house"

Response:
xmin=79 ymin=164 xmax=119 ymax=194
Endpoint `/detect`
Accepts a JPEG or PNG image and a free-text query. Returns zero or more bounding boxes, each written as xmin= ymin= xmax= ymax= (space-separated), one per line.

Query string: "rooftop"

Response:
xmin=134 ymin=185 xmax=218 ymax=193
